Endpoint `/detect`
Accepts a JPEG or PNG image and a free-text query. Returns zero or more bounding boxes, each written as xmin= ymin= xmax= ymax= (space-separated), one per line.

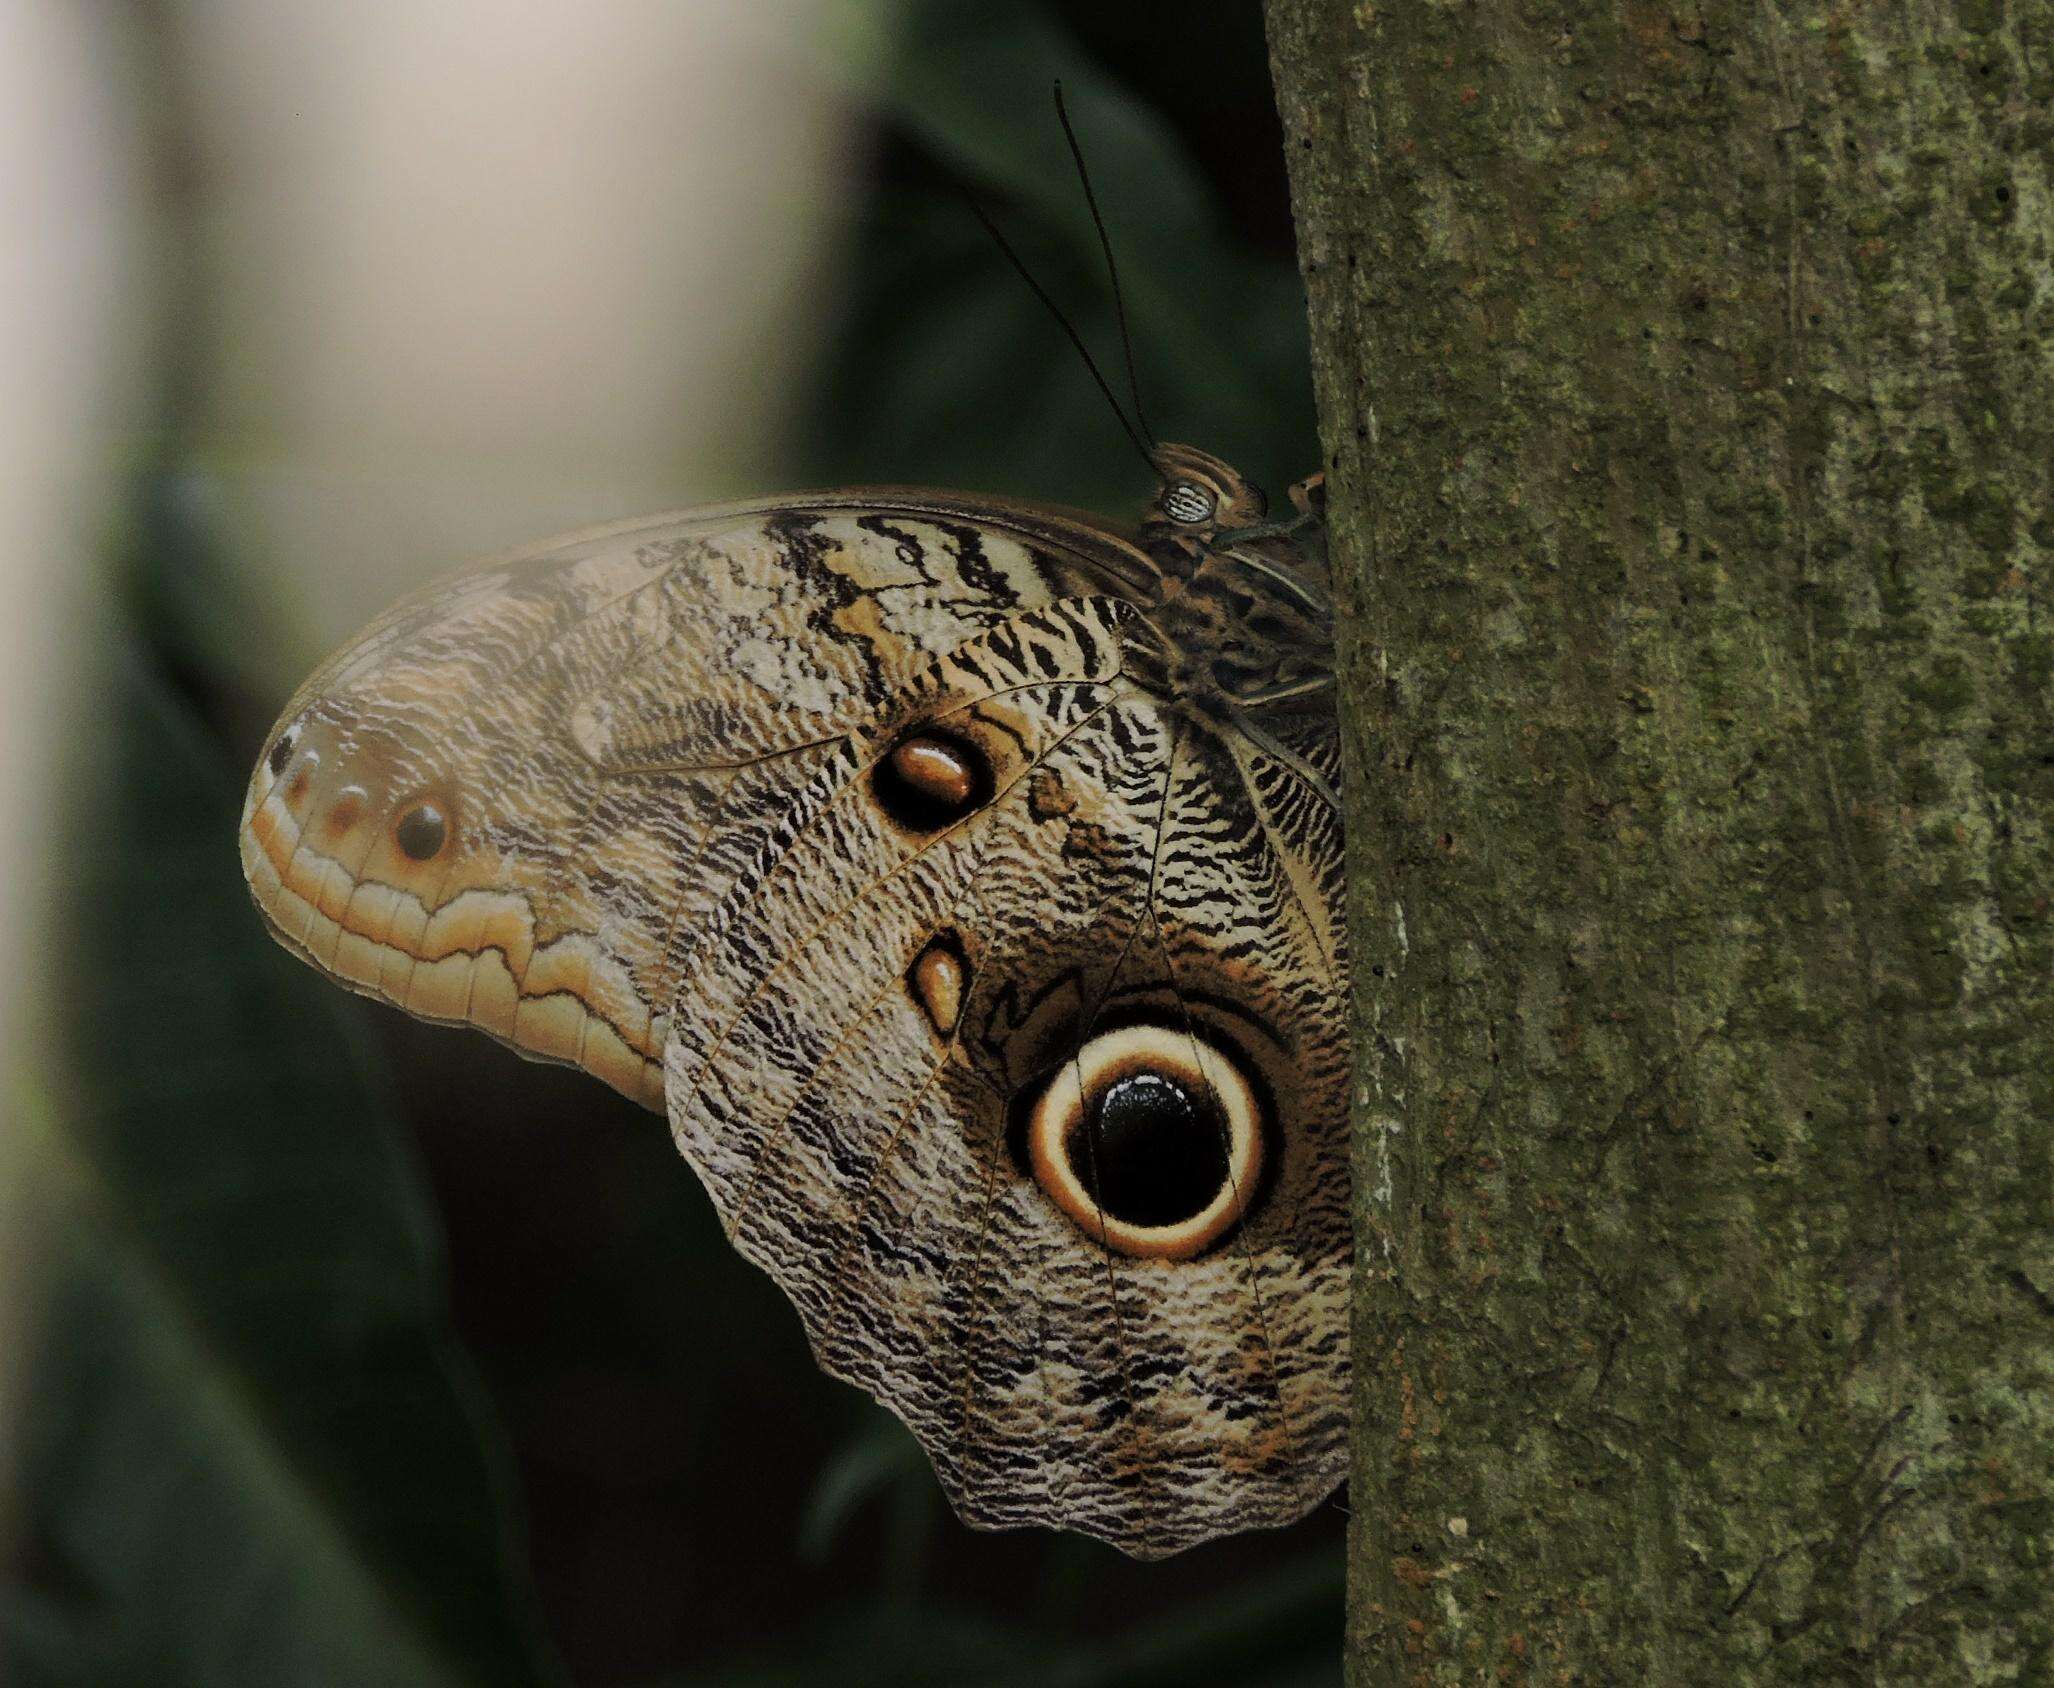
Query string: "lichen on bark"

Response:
xmin=1267 ymin=1 xmax=2053 ymax=1680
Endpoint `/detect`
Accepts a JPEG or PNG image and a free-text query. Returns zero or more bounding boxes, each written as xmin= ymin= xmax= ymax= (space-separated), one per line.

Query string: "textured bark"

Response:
xmin=1268 ymin=3 xmax=2053 ymax=1682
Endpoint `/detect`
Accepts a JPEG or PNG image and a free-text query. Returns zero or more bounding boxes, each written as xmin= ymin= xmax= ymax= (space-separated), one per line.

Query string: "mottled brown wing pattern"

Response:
xmin=240 ymin=464 xmax=1349 ymax=1558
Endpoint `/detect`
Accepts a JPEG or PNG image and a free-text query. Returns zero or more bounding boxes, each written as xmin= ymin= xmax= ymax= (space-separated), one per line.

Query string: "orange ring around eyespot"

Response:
xmin=1026 ymin=1023 xmax=1264 ymax=1261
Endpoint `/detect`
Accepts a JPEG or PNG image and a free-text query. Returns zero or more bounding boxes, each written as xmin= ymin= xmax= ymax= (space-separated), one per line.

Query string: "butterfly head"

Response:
xmin=1147 ymin=443 xmax=1271 ymax=534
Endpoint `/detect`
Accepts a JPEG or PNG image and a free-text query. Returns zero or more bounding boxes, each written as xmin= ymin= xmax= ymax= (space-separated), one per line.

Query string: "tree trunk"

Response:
xmin=1267 ymin=3 xmax=2053 ymax=1681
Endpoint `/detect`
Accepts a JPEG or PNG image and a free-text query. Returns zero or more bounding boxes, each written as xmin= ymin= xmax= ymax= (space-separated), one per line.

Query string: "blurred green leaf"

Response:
xmin=1050 ymin=1548 xmax=1343 ymax=1688
xmin=659 ymin=1545 xmax=1341 ymax=1688
xmin=3 ymin=645 xmax=554 ymax=1687
xmin=810 ymin=0 xmax=1317 ymax=512
xmin=797 ymin=1413 xmax=928 ymax=1565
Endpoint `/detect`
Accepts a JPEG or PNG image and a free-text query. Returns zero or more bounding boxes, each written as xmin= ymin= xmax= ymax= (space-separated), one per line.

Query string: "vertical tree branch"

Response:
xmin=1269 ymin=2 xmax=2053 ymax=1680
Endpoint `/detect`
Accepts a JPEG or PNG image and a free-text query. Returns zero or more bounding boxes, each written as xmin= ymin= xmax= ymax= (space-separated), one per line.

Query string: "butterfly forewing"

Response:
xmin=243 ymin=497 xmax=1132 ymax=1102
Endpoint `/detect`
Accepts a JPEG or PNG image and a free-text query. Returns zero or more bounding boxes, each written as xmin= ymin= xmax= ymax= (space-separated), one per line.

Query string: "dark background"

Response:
xmin=9 ymin=4 xmax=1340 ymax=1683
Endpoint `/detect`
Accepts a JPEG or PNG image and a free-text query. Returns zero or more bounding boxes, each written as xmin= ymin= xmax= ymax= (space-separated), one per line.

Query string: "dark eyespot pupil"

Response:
xmin=1068 ymin=1071 xmax=1228 ymax=1228
xmin=874 ymin=730 xmax=992 ymax=832
xmin=267 ymin=728 xmax=298 ymax=775
xmin=395 ymin=803 xmax=447 ymax=861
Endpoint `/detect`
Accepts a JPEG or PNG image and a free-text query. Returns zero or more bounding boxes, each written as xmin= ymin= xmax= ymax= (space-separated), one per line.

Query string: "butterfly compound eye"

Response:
xmin=1161 ymin=481 xmax=1216 ymax=526
xmin=874 ymin=729 xmax=993 ymax=832
xmin=1026 ymin=1024 xmax=1267 ymax=1260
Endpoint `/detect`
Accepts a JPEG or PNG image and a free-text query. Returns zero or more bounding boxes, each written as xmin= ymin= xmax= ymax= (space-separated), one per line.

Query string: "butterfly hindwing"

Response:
xmin=661 ymin=602 xmax=1347 ymax=1556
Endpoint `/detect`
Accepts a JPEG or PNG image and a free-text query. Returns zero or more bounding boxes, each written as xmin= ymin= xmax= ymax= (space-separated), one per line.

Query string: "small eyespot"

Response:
xmin=266 ymin=723 xmax=301 ymax=776
xmin=874 ymin=729 xmax=993 ymax=832
xmin=1024 ymin=1023 xmax=1267 ymax=1260
xmin=1162 ymin=481 xmax=1216 ymax=526
xmin=285 ymin=748 xmax=320 ymax=807
xmin=394 ymin=801 xmax=449 ymax=862
xmin=907 ymin=933 xmax=969 ymax=1036
xmin=324 ymin=785 xmax=367 ymax=839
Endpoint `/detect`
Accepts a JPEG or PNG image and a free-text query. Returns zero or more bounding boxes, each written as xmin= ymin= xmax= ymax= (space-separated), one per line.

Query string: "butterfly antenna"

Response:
xmin=1053 ymin=82 xmax=1156 ymax=450
xmin=957 ymin=185 xmax=1157 ymax=477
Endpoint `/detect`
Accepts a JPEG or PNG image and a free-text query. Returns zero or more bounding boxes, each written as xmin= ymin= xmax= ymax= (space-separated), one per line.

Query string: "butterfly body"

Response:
xmin=241 ymin=447 xmax=1348 ymax=1557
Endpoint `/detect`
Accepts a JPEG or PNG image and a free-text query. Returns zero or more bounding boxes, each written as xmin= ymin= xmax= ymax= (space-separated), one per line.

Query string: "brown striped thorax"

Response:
xmin=1130 ymin=445 xmax=1335 ymax=791
xmin=241 ymin=444 xmax=1349 ymax=1559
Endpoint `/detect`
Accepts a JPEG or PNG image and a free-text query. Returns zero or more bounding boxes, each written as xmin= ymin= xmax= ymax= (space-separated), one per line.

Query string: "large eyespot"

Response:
xmin=394 ymin=799 xmax=450 ymax=862
xmin=1161 ymin=481 xmax=1216 ymax=526
xmin=1025 ymin=1024 xmax=1266 ymax=1260
xmin=873 ymin=728 xmax=993 ymax=832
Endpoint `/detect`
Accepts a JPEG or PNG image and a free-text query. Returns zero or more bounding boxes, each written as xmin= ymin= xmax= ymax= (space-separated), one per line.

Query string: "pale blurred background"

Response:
xmin=181 ymin=0 xmax=854 ymax=671
xmin=2 ymin=3 xmax=1332 ymax=1682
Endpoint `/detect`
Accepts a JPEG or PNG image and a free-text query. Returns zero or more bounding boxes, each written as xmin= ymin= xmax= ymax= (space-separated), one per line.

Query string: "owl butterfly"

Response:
xmin=239 ymin=443 xmax=1347 ymax=1558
